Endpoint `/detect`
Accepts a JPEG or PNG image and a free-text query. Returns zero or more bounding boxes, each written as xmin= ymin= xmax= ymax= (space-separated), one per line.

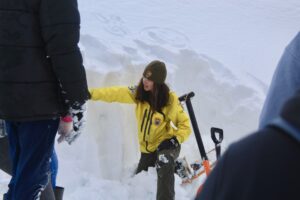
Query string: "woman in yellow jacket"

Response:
xmin=89 ymin=60 xmax=191 ymax=200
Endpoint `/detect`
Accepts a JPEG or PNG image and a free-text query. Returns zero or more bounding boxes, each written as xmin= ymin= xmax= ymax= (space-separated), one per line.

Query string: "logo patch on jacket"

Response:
xmin=154 ymin=118 xmax=161 ymax=126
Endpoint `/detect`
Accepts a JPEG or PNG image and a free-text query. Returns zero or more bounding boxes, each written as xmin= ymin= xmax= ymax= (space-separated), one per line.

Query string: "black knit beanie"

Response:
xmin=280 ymin=92 xmax=300 ymax=129
xmin=143 ymin=60 xmax=167 ymax=84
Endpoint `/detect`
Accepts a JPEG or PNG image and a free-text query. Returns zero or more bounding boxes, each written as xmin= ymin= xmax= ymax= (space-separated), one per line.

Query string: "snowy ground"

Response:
xmin=1 ymin=0 xmax=300 ymax=199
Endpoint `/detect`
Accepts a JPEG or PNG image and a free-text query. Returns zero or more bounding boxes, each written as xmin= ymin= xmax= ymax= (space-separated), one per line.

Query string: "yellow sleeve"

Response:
xmin=89 ymin=86 xmax=137 ymax=104
xmin=169 ymin=92 xmax=192 ymax=143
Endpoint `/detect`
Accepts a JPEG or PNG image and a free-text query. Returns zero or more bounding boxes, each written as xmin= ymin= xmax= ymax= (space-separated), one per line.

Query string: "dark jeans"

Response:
xmin=1 ymin=137 xmax=58 ymax=200
xmin=136 ymin=146 xmax=181 ymax=200
xmin=0 ymin=137 xmax=12 ymax=174
xmin=3 ymin=119 xmax=59 ymax=200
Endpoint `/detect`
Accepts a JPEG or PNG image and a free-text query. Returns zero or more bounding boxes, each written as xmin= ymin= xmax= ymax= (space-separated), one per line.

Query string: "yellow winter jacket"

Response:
xmin=89 ymin=86 xmax=192 ymax=153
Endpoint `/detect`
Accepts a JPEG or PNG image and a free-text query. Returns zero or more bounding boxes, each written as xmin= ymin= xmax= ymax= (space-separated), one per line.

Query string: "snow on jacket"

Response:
xmin=0 ymin=0 xmax=89 ymax=121
xmin=89 ymin=86 xmax=192 ymax=153
xmin=259 ymin=32 xmax=300 ymax=128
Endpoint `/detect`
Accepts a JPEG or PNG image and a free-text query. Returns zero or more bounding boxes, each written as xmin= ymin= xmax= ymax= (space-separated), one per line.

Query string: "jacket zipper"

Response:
xmin=141 ymin=109 xmax=148 ymax=132
xmin=147 ymin=112 xmax=154 ymax=135
xmin=143 ymin=109 xmax=152 ymax=141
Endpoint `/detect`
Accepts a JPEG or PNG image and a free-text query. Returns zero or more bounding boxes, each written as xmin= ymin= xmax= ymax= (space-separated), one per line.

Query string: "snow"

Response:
xmin=1 ymin=0 xmax=300 ymax=199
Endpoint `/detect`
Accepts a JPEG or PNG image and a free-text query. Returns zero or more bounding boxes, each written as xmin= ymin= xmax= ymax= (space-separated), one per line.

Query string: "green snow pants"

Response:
xmin=136 ymin=146 xmax=180 ymax=200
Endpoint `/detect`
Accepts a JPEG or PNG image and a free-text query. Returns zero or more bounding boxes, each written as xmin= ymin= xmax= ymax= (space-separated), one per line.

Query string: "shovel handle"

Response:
xmin=211 ymin=127 xmax=223 ymax=145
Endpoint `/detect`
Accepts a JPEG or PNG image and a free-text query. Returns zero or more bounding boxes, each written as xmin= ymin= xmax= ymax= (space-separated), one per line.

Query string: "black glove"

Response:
xmin=157 ymin=136 xmax=180 ymax=151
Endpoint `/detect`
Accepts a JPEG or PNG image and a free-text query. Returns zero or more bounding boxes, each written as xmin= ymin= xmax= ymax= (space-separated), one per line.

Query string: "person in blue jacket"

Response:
xmin=195 ymin=32 xmax=300 ymax=200
xmin=259 ymin=32 xmax=300 ymax=128
xmin=195 ymin=90 xmax=300 ymax=200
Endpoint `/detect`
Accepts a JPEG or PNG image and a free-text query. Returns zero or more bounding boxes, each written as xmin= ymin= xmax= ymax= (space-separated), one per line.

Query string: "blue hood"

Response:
xmin=259 ymin=32 xmax=300 ymax=128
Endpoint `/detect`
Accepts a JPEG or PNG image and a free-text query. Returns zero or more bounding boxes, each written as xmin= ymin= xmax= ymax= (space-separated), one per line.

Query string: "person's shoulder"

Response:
xmin=228 ymin=127 xmax=281 ymax=159
xmin=169 ymin=91 xmax=178 ymax=99
xmin=167 ymin=91 xmax=179 ymax=105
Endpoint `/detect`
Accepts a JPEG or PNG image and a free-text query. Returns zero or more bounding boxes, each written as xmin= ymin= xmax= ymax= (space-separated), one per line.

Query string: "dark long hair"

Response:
xmin=135 ymin=78 xmax=170 ymax=113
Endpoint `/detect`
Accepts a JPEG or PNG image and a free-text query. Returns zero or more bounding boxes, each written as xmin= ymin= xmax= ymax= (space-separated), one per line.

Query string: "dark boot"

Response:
xmin=40 ymin=183 xmax=55 ymax=200
xmin=54 ymin=186 xmax=64 ymax=200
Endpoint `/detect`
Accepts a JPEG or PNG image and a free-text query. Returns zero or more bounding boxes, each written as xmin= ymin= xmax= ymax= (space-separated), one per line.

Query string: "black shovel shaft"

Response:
xmin=215 ymin=145 xmax=221 ymax=159
xmin=179 ymin=92 xmax=208 ymax=161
